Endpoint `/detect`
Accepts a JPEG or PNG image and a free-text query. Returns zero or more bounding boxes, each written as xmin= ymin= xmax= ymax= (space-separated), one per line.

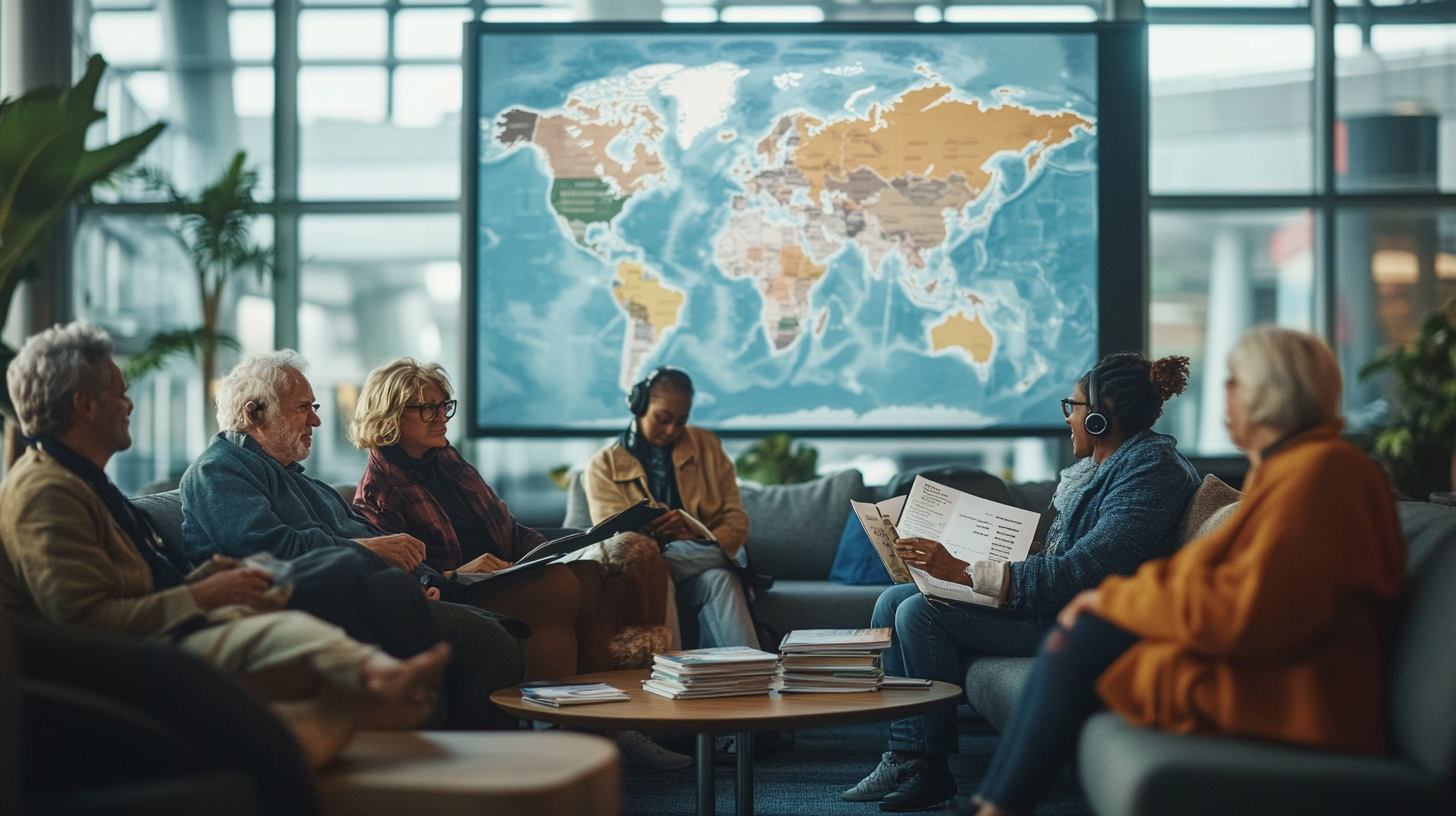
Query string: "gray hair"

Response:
xmin=1227 ymin=325 xmax=1343 ymax=433
xmin=215 ymin=350 xmax=310 ymax=431
xmin=7 ymin=322 xmax=116 ymax=437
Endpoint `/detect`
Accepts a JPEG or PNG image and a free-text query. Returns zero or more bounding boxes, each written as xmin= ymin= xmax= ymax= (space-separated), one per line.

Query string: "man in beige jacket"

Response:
xmin=584 ymin=367 xmax=758 ymax=650
xmin=0 ymin=322 xmax=447 ymax=766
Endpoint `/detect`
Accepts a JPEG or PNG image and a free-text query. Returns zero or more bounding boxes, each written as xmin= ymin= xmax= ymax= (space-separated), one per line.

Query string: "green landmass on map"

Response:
xmin=549 ymin=178 xmax=627 ymax=238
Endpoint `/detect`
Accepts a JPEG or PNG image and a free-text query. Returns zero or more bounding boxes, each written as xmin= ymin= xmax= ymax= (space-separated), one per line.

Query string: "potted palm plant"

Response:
xmin=0 ymin=55 xmax=165 ymax=458
xmin=1359 ymin=295 xmax=1456 ymax=500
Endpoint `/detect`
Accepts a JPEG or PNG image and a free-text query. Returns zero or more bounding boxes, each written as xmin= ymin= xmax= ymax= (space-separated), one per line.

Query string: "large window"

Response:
xmin=78 ymin=0 xmax=1456 ymax=501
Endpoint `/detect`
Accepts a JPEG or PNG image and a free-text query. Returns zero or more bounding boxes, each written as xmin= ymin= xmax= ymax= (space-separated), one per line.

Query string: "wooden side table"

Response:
xmin=318 ymin=730 xmax=618 ymax=816
xmin=491 ymin=669 xmax=961 ymax=816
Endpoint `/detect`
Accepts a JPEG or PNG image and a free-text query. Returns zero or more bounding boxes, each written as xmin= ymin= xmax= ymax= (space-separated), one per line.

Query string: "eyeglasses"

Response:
xmin=404 ymin=400 xmax=457 ymax=422
xmin=1060 ymin=398 xmax=1089 ymax=418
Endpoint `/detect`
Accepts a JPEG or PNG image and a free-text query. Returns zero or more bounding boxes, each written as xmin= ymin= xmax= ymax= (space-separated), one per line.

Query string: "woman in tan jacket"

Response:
xmin=970 ymin=327 xmax=1404 ymax=816
xmin=584 ymin=367 xmax=758 ymax=649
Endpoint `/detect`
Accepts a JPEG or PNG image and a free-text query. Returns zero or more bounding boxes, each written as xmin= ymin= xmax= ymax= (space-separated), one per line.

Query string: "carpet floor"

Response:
xmin=620 ymin=719 xmax=1093 ymax=816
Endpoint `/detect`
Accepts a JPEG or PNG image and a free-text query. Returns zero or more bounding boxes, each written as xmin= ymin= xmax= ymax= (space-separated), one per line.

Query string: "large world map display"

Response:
xmin=472 ymin=31 xmax=1099 ymax=432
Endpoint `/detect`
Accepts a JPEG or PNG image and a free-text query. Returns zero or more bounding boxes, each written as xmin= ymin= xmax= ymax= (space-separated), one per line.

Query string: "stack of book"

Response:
xmin=642 ymin=646 xmax=781 ymax=699
xmin=777 ymin=628 xmax=892 ymax=692
xmin=520 ymin=683 xmax=631 ymax=706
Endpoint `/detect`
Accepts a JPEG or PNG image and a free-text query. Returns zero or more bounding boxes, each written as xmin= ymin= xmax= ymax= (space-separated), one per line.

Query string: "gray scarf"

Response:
xmin=1043 ymin=456 xmax=1099 ymax=555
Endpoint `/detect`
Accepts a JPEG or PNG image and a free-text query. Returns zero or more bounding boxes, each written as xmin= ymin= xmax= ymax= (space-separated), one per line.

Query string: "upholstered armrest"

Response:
xmin=1076 ymin=712 xmax=1456 ymax=816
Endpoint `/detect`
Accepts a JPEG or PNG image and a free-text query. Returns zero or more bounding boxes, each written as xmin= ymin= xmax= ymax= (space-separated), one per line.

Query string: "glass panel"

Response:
xmin=1150 ymin=25 xmax=1314 ymax=193
xmin=87 ymin=10 xmax=275 ymax=201
xmin=1336 ymin=208 xmax=1456 ymax=430
xmin=480 ymin=7 xmax=576 ymax=23
xmin=229 ymin=9 xmax=275 ymax=61
xmin=89 ymin=11 xmax=165 ymax=65
xmin=394 ymin=8 xmax=474 ymax=59
xmin=299 ymin=214 xmax=463 ymax=483
xmin=1149 ymin=0 xmax=1304 ymax=7
xmin=1149 ymin=209 xmax=1313 ymax=455
xmin=300 ymin=66 xmax=460 ymax=198
xmin=942 ymin=5 xmax=1098 ymax=22
xmin=75 ymin=214 xmax=274 ymax=494
xmin=298 ymin=9 xmax=389 ymax=60
xmin=1337 ymin=25 xmax=1456 ymax=192
xmin=720 ymin=5 xmax=825 ymax=22
xmin=663 ymin=7 xmax=718 ymax=22
xmin=393 ymin=65 xmax=462 ymax=128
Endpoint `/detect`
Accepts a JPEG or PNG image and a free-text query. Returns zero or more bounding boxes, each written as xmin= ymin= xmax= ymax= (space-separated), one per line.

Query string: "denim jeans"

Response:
xmin=877 ymin=586 xmax=1045 ymax=756
xmin=662 ymin=540 xmax=759 ymax=649
xmin=976 ymin=614 xmax=1136 ymax=812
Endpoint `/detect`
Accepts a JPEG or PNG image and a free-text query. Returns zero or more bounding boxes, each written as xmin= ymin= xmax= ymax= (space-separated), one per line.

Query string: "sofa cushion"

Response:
xmin=752 ymin=579 xmax=885 ymax=636
xmin=1077 ymin=711 xmax=1456 ymax=816
xmin=963 ymin=655 xmax=1034 ymax=731
xmin=827 ymin=512 xmax=894 ymax=586
xmin=563 ymin=470 xmax=591 ymax=529
xmin=132 ymin=490 xmax=185 ymax=553
xmin=887 ymin=466 xmax=1012 ymax=506
xmin=1179 ymin=474 xmax=1243 ymax=545
xmin=1389 ymin=501 xmax=1456 ymax=782
xmin=740 ymin=469 xmax=870 ymax=581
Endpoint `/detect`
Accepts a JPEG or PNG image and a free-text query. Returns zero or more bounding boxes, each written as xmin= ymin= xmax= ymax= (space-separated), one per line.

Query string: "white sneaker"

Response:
xmin=841 ymin=751 xmax=914 ymax=802
xmin=616 ymin=730 xmax=693 ymax=771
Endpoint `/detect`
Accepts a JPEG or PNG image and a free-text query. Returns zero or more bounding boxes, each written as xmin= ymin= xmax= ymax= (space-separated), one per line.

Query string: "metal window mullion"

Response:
xmin=1312 ymin=0 xmax=1336 ymax=341
xmin=274 ymin=0 xmax=302 ymax=351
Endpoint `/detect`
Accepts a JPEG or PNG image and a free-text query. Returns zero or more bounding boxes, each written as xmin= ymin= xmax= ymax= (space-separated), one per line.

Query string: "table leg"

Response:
xmin=697 ymin=732 xmax=714 ymax=816
xmin=735 ymin=731 xmax=754 ymax=816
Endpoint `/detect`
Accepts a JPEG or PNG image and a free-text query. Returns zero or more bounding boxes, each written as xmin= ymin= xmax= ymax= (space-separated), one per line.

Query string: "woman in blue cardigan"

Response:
xmin=846 ymin=352 xmax=1201 ymax=812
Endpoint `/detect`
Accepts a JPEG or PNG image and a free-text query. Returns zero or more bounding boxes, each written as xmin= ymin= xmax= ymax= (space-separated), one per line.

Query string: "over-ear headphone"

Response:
xmin=1084 ymin=365 xmax=1109 ymax=437
xmin=627 ymin=367 xmax=689 ymax=417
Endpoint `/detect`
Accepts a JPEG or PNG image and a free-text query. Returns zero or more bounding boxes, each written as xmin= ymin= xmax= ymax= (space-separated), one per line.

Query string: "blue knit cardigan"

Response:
xmin=180 ymin=431 xmax=384 ymax=564
xmin=1006 ymin=428 xmax=1200 ymax=620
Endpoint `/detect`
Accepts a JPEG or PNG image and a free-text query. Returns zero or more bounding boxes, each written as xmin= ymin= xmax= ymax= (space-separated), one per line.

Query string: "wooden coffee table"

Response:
xmin=491 ymin=669 xmax=961 ymax=816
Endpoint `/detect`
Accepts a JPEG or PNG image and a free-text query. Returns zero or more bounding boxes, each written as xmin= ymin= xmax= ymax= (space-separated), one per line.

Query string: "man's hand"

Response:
xmin=356 ymin=534 xmax=427 ymax=572
xmin=457 ymin=553 xmax=514 ymax=574
xmin=1056 ymin=589 xmax=1102 ymax=630
xmin=640 ymin=510 xmax=699 ymax=545
xmin=188 ymin=567 xmax=273 ymax=610
xmin=894 ymin=537 xmax=970 ymax=584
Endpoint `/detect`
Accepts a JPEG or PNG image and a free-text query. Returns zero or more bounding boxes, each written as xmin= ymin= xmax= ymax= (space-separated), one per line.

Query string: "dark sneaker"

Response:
xmin=878 ymin=760 xmax=957 ymax=812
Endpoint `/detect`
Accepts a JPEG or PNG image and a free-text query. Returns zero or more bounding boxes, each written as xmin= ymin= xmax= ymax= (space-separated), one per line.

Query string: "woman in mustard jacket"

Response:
xmin=970 ymin=327 xmax=1404 ymax=816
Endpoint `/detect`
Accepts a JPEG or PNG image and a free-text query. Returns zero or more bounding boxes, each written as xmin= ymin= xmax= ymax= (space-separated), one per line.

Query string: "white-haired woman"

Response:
xmin=968 ymin=327 xmax=1405 ymax=816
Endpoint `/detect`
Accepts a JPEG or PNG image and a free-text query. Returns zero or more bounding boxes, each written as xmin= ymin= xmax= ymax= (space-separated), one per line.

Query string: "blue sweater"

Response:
xmin=1006 ymin=429 xmax=1200 ymax=620
xmin=180 ymin=431 xmax=383 ymax=563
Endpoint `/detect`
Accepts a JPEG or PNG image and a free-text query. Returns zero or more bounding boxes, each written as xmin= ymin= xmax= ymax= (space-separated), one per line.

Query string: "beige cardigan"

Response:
xmin=584 ymin=425 xmax=750 ymax=558
xmin=0 ymin=447 xmax=202 ymax=638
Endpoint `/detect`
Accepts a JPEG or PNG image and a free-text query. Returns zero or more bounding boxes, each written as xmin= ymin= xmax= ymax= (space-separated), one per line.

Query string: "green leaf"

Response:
xmin=123 ymin=327 xmax=241 ymax=382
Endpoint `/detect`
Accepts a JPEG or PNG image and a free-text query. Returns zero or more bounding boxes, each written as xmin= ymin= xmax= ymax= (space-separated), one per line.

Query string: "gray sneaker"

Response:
xmin=617 ymin=730 xmax=693 ymax=771
xmin=841 ymin=752 xmax=914 ymax=802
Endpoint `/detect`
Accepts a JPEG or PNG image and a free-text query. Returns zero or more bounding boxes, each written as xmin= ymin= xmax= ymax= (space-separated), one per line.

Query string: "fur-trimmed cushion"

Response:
xmin=1179 ymin=474 xmax=1243 ymax=545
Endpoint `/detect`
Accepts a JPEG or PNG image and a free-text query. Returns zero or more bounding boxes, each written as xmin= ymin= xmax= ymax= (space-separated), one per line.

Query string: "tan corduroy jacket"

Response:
xmin=584 ymin=425 xmax=750 ymax=558
xmin=0 ymin=447 xmax=203 ymax=638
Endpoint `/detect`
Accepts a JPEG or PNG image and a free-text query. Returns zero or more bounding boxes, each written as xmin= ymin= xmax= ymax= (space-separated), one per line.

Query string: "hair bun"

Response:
xmin=1149 ymin=355 xmax=1190 ymax=401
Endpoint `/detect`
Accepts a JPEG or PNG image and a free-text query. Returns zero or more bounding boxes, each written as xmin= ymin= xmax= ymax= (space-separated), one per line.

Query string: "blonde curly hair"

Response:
xmin=348 ymin=357 xmax=453 ymax=449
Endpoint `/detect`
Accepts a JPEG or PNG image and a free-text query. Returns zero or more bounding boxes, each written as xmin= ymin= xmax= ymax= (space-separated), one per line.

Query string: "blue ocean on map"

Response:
xmin=472 ymin=31 xmax=1099 ymax=432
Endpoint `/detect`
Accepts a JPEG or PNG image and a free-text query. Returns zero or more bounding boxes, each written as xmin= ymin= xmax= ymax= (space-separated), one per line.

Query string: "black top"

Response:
xmin=380 ymin=444 xmax=501 ymax=563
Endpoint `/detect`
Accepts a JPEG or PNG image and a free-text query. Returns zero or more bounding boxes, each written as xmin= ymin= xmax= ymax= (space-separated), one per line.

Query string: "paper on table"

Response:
xmin=894 ymin=476 xmax=1041 ymax=608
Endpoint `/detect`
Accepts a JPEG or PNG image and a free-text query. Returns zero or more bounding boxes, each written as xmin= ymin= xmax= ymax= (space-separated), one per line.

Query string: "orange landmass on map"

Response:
xmin=531 ymin=105 xmax=665 ymax=192
xmin=930 ymin=310 xmax=995 ymax=364
xmin=612 ymin=261 xmax=683 ymax=340
xmin=790 ymin=84 xmax=1092 ymax=200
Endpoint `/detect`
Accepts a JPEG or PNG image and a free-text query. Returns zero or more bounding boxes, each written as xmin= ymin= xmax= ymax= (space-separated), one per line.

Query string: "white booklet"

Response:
xmin=851 ymin=476 xmax=1040 ymax=608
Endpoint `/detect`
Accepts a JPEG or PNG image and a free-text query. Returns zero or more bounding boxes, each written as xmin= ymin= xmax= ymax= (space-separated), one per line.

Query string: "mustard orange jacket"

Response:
xmin=1095 ymin=422 xmax=1404 ymax=754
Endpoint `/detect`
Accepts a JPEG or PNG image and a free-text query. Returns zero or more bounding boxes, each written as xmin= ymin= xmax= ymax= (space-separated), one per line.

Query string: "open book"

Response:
xmin=850 ymin=476 xmax=1040 ymax=608
xmin=451 ymin=499 xmax=667 ymax=585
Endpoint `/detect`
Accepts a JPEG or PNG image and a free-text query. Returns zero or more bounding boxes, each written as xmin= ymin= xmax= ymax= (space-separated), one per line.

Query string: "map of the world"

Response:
xmin=472 ymin=31 xmax=1099 ymax=432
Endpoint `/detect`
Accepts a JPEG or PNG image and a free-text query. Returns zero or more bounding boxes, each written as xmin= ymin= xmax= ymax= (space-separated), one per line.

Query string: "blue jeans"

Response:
xmin=663 ymin=540 xmax=759 ymax=650
xmin=976 ymin=614 xmax=1136 ymax=812
xmin=875 ymin=585 xmax=1045 ymax=756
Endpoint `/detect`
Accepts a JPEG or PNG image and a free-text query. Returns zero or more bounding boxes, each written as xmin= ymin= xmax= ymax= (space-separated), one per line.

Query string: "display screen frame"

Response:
xmin=463 ymin=21 xmax=1148 ymax=438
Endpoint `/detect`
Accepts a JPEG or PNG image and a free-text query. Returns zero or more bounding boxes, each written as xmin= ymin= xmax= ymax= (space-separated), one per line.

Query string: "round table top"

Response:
xmin=490 ymin=669 xmax=961 ymax=732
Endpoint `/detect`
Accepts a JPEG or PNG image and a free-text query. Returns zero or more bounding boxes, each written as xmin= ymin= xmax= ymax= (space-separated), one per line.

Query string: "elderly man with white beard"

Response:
xmin=180 ymin=351 xmax=526 ymax=730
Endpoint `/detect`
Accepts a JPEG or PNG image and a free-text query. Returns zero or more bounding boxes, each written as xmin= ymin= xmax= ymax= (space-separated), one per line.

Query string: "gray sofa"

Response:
xmin=562 ymin=467 xmax=1058 ymax=643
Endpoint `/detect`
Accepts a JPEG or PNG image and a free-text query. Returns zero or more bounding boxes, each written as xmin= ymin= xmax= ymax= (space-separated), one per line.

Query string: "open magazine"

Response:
xmin=850 ymin=476 xmax=1040 ymax=608
xmin=451 ymin=499 xmax=667 ymax=585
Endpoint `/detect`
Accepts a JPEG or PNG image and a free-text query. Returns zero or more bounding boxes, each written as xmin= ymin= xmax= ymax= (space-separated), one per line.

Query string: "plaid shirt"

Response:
xmin=353 ymin=446 xmax=546 ymax=571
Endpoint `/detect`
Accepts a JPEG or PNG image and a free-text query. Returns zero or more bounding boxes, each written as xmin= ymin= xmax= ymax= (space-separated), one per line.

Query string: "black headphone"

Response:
xmin=627 ymin=367 xmax=691 ymax=417
xmin=1084 ymin=365 xmax=1109 ymax=437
